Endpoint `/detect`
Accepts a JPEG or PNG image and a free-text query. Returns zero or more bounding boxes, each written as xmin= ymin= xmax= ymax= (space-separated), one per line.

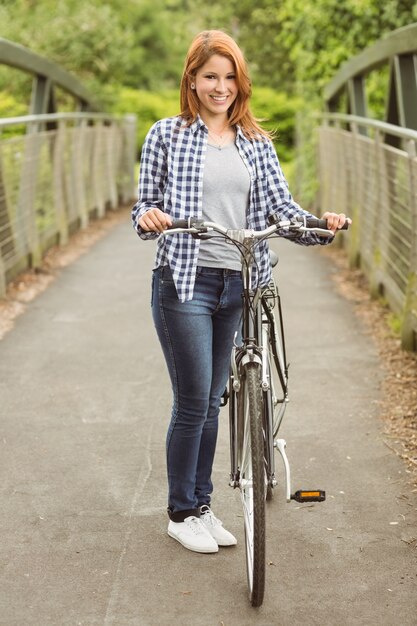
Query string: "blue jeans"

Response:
xmin=152 ymin=265 xmax=243 ymax=522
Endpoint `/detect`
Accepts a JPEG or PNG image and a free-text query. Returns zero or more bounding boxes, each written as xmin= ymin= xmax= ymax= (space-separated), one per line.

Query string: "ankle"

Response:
xmin=167 ymin=506 xmax=200 ymax=522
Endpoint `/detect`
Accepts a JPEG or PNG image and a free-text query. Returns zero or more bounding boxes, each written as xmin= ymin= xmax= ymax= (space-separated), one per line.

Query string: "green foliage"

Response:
xmin=0 ymin=0 xmax=191 ymax=98
xmin=366 ymin=66 xmax=391 ymax=120
xmin=250 ymin=88 xmax=302 ymax=162
xmin=108 ymin=87 xmax=179 ymax=156
xmin=0 ymin=91 xmax=27 ymax=119
xmin=387 ymin=311 xmax=403 ymax=337
xmin=0 ymin=91 xmax=27 ymax=137
xmin=1 ymin=0 xmax=416 ymax=102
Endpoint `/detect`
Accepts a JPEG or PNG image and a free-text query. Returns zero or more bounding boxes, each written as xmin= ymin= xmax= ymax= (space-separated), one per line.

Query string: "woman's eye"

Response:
xmin=203 ymin=74 xmax=235 ymax=80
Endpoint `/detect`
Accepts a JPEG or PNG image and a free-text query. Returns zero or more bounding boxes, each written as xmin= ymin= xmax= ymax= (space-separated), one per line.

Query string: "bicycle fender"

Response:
xmin=240 ymin=352 xmax=262 ymax=367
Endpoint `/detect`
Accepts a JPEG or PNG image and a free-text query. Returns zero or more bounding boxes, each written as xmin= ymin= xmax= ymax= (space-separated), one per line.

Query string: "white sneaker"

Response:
xmin=199 ymin=506 xmax=237 ymax=547
xmin=168 ymin=516 xmax=219 ymax=553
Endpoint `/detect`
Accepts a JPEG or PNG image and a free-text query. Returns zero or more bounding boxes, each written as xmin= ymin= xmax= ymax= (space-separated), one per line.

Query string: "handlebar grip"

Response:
xmin=167 ymin=218 xmax=191 ymax=230
xmin=306 ymin=217 xmax=349 ymax=231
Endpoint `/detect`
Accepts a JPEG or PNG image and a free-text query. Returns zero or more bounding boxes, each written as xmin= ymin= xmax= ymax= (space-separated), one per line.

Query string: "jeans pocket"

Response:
xmin=160 ymin=265 xmax=175 ymax=284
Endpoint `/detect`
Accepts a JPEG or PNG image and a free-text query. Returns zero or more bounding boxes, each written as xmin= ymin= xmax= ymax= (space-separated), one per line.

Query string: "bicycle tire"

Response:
xmin=237 ymin=361 xmax=265 ymax=607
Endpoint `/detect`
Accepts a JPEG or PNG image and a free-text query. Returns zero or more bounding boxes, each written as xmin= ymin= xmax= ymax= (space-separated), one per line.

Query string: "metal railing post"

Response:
xmin=0 ymin=249 xmax=6 ymax=297
xmin=401 ymin=139 xmax=417 ymax=350
xmin=91 ymin=120 xmax=105 ymax=218
xmin=348 ymin=121 xmax=361 ymax=268
xmin=73 ymin=118 xmax=89 ymax=229
xmin=372 ymin=129 xmax=389 ymax=297
xmin=53 ymin=120 xmax=69 ymax=245
xmin=20 ymin=123 xmax=42 ymax=268
xmin=120 ymin=115 xmax=137 ymax=204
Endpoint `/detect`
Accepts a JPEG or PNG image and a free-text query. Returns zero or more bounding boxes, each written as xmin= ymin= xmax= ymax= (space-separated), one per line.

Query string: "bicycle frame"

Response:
xmin=228 ymin=235 xmax=288 ymax=493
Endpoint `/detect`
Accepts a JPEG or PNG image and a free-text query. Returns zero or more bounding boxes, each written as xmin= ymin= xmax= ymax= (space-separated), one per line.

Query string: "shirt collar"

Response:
xmin=189 ymin=115 xmax=207 ymax=135
xmin=235 ymin=125 xmax=250 ymax=143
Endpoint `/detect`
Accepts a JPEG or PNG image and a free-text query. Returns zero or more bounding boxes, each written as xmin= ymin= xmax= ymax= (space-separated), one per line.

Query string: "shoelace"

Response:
xmin=200 ymin=506 xmax=223 ymax=527
xmin=185 ymin=516 xmax=206 ymax=535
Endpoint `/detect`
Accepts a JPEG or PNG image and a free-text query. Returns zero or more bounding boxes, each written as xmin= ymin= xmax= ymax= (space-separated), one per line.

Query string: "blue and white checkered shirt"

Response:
xmin=132 ymin=115 xmax=329 ymax=302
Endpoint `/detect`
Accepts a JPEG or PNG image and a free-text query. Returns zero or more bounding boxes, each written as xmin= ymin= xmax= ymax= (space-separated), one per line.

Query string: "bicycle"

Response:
xmin=164 ymin=214 xmax=348 ymax=607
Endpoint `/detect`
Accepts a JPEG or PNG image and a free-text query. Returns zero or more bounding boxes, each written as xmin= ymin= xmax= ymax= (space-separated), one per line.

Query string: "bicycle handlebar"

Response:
xmin=164 ymin=215 xmax=350 ymax=239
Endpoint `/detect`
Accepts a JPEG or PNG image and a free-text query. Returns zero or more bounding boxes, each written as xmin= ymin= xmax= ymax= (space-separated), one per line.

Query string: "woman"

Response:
xmin=132 ymin=30 xmax=348 ymax=554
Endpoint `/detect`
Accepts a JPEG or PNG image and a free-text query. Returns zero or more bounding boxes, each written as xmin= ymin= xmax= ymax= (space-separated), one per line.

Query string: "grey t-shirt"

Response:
xmin=197 ymin=141 xmax=250 ymax=270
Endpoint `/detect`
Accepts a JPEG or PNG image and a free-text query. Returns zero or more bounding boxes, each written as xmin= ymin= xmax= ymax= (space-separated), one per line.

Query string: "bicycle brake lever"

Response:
xmin=191 ymin=231 xmax=212 ymax=240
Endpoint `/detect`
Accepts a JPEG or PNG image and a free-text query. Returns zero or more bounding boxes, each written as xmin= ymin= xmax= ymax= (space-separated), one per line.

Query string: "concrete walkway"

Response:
xmin=0 ymin=216 xmax=416 ymax=626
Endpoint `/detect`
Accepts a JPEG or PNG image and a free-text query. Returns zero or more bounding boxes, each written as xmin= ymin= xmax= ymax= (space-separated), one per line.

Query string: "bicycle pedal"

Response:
xmin=291 ymin=489 xmax=326 ymax=503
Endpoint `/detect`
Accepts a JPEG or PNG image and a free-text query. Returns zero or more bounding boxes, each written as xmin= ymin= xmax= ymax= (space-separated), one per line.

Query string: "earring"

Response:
xmin=190 ymin=83 xmax=195 ymax=90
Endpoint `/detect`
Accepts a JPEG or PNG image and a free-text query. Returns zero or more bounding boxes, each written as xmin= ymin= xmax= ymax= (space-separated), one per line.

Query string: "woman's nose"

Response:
xmin=215 ymin=78 xmax=226 ymax=92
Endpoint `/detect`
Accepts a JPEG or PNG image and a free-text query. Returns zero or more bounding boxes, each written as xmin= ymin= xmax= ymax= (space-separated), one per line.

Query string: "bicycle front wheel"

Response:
xmin=237 ymin=361 xmax=265 ymax=607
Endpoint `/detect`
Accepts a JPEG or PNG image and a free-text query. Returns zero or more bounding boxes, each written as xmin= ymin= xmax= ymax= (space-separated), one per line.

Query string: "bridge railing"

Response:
xmin=317 ymin=113 xmax=417 ymax=350
xmin=317 ymin=23 xmax=417 ymax=351
xmin=0 ymin=112 xmax=136 ymax=297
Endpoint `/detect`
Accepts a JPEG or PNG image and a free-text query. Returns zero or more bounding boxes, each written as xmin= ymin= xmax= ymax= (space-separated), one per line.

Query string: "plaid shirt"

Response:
xmin=132 ymin=115 xmax=328 ymax=302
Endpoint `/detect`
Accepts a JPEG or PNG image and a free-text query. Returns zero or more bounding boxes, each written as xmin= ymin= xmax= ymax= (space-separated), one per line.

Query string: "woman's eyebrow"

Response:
xmin=202 ymin=71 xmax=236 ymax=76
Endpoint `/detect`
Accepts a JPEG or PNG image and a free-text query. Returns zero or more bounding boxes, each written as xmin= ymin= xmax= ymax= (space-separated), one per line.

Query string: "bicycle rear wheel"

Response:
xmin=237 ymin=361 xmax=265 ymax=607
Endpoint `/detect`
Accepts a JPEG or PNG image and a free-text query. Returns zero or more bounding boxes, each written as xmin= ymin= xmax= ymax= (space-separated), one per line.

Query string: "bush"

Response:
xmin=251 ymin=87 xmax=302 ymax=163
xmin=109 ymin=87 xmax=179 ymax=158
xmin=0 ymin=91 xmax=28 ymax=138
xmin=0 ymin=91 xmax=27 ymax=118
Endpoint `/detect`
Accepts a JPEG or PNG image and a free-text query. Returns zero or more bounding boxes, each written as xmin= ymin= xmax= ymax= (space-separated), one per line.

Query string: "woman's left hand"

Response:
xmin=322 ymin=212 xmax=352 ymax=233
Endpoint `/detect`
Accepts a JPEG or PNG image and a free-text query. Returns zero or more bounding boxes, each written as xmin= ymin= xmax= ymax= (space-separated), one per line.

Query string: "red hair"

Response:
xmin=180 ymin=30 xmax=270 ymax=140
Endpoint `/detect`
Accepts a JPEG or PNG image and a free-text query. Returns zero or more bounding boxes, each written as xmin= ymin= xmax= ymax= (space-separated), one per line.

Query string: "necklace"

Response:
xmin=207 ymin=125 xmax=232 ymax=150
xmin=208 ymin=131 xmax=226 ymax=150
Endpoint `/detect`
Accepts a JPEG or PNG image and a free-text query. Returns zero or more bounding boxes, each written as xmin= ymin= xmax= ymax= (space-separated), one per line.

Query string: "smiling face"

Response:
xmin=194 ymin=54 xmax=238 ymax=125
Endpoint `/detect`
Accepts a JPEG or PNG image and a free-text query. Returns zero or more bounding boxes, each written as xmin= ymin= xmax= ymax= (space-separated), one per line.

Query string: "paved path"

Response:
xmin=0 ymin=216 xmax=416 ymax=626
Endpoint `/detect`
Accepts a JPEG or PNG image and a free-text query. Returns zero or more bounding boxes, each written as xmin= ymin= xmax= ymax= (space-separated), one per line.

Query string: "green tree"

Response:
xmin=0 ymin=0 xmax=191 ymax=96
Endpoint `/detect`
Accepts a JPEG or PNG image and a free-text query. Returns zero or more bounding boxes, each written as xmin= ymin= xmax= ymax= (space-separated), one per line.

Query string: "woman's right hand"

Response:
xmin=138 ymin=208 xmax=172 ymax=233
